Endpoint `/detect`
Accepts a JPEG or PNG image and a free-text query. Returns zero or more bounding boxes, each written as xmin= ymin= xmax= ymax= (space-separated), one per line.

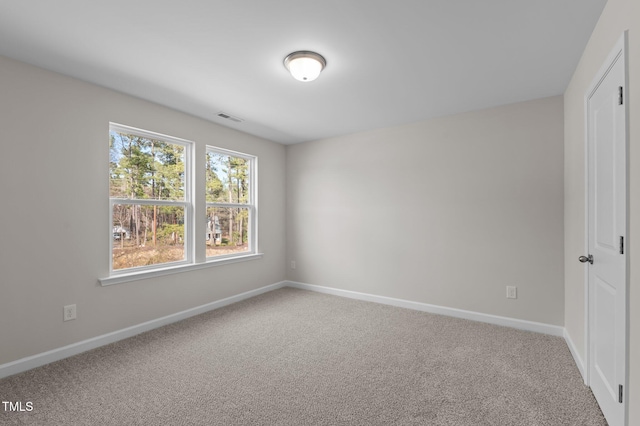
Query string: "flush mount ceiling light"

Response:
xmin=284 ymin=51 xmax=326 ymax=82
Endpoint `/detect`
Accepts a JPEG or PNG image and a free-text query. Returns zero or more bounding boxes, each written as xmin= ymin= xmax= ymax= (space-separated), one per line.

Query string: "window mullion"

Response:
xmin=206 ymin=202 xmax=248 ymax=209
xmin=111 ymin=198 xmax=187 ymax=207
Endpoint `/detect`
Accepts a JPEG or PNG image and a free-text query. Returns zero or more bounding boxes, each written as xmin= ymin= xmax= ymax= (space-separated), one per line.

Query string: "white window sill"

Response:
xmin=99 ymin=253 xmax=264 ymax=286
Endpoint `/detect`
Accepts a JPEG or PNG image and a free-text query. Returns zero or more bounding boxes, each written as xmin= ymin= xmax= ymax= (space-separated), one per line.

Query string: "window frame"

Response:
xmin=107 ymin=123 xmax=194 ymax=277
xmin=205 ymin=145 xmax=258 ymax=262
xmin=100 ymin=124 xmax=262 ymax=286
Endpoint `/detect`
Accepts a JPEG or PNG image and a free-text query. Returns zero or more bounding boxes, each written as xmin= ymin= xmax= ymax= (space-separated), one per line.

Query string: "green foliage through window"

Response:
xmin=110 ymin=131 xmax=185 ymax=201
xmin=205 ymin=148 xmax=254 ymax=258
xmin=110 ymin=125 xmax=190 ymax=271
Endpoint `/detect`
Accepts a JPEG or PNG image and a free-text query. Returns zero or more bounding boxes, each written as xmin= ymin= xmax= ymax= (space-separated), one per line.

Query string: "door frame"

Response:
xmin=583 ymin=31 xmax=629 ymax=425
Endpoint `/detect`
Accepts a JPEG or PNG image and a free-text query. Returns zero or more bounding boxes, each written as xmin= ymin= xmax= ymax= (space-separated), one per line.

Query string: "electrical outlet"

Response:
xmin=63 ymin=304 xmax=77 ymax=321
xmin=506 ymin=286 xmax=517 ymax=299
xmin=291 ymin=260 xmax=296 ymax=269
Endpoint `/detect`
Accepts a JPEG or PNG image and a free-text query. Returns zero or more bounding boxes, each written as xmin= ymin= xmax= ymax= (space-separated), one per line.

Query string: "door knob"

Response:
xmin=579 ymin=255 xmax=593 ymax=264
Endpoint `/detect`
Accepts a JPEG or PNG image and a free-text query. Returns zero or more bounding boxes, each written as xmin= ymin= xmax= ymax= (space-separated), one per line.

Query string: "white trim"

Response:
xmin=564 ymin=328 xmax=587 ymax=383
xmin=204 ymin=145 xmax=256 ymax=162
xmin=99 ymin=253 xmax=264 ymax=286
xmin=582 ymin=81 xmax=591 ymax=385
xmin=1 ymin=280 xmax=575 ymax=381
xmin=0 ymin=281 xmax=286 ymax=379
xmin=285 ymin=281 xmax=564 ymax=337
xmin=110 ymin=198 xmax=189 ymax=207
xmin=109 ymin=122 xmax=194 ymax=146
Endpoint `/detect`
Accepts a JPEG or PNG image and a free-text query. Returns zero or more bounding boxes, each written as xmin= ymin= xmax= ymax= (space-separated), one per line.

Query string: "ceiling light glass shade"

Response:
xmin=284 ymin=51 xmax=326 ymax=82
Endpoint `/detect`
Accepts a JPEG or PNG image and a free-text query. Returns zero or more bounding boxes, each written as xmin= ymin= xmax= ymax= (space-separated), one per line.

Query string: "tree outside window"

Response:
xmin=205 ymin=147 xmax=256 ymax=259
xmin=109 ymin=124 xmax=192 ymax=272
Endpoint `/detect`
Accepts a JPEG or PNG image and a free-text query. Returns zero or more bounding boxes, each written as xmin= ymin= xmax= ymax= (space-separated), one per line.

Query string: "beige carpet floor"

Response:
xmin=0 ymin=287 xmax=606 ymax=425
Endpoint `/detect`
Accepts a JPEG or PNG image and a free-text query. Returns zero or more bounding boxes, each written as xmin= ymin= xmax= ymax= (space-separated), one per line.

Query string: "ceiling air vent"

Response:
xmin=216 ymin=112 xmax=244 ymax=123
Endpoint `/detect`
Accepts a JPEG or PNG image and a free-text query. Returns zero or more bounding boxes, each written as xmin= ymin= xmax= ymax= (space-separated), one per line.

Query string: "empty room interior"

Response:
xmin=0 ymin=1 xmax=638 ymax=425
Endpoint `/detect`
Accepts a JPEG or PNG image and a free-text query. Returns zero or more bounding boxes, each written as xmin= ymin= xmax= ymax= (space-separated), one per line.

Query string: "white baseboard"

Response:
xmin=0 ymin=281 xmax=287 ymax=379
xmin=285 ymin=281 xmax=565 ymax=337
xmin=563 ymin=328 xmax=587 ymax=383
xmin=1 ymin=280 xmax=572 ymax=380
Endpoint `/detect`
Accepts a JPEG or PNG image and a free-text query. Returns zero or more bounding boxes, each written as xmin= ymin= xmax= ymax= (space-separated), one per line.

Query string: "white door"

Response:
xmin=585 ymin=34 xmax=627 ymax=426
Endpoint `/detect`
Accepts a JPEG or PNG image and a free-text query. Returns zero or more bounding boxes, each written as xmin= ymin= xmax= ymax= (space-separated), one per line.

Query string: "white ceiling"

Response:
xmin=0 ymin=0 xmax=606 ymax=144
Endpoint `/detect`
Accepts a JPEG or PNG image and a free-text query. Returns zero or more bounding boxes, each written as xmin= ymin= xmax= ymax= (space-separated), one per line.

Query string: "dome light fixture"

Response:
xmin=284 ymin=51 xmax=326 ymax=82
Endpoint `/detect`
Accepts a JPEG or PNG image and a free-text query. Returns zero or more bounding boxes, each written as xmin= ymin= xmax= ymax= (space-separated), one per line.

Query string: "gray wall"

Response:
xmin=563 ymin=0 xmax=640 ymax=421
xmin=0 ymin=55 xmax=287 ymax=365
xmin=286 ymin=96 xmax=565 ymax=325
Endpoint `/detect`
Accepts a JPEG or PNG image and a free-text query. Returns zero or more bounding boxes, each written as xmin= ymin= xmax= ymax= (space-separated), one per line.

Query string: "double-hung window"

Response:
xmin=104 ymin=123 xmax=259 ymax=285
xmin=109 ymin=123 xmax=192 ymax=274
xmin=205 ymin=146 xmax=257 ymax=260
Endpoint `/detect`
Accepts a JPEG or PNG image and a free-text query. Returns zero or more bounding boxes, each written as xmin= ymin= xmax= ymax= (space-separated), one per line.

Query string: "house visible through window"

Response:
xmin=205 ymin=146 xmax=256 ymax=259
xmin=109 ymin=123 xmax=192 ymax=273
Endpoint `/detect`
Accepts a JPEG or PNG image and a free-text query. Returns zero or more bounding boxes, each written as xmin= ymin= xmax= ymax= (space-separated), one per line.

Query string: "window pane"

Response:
xmin=113 ymin=204 xmax=185 ymax=270
xmin=205 ymin=152 xmax=250 ymax=204
xmin=110 ymin=131 xmax=185 ymax=201
xmin=206 ymin=206 xmax=250 ymax=257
